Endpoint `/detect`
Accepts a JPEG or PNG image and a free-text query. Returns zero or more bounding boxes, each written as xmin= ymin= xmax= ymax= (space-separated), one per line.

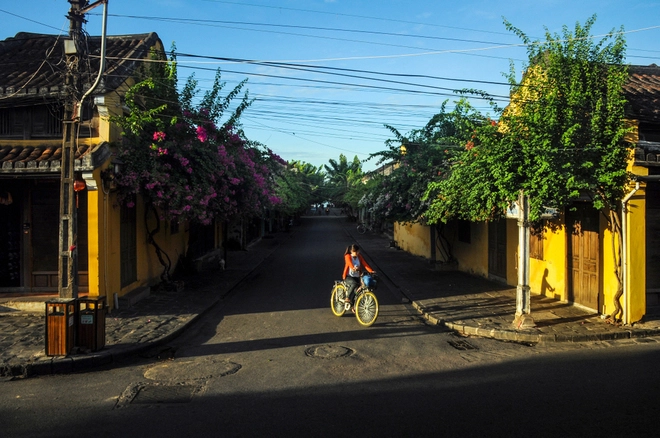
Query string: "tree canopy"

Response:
xmin=424 ymin=15 xmax=630 ymax=223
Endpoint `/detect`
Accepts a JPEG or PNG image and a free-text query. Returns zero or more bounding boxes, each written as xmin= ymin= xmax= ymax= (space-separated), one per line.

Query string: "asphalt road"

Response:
xmin=2 ymin=216 xmax=660 ymax=437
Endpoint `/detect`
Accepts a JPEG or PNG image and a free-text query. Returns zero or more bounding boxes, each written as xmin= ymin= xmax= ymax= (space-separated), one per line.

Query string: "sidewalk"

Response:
xmin=0 ymin=234 xmax=284 ymax=378
xmin=2 ymin=218 xmax=660 ymax=378
xmin=347 ymin=221 xmax=660 ymax=345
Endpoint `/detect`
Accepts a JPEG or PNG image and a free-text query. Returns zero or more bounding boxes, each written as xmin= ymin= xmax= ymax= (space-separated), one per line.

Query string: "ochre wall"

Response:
xmin=393 ymin=222 xmax=430 ymax=259
xmin=88 ymin=50 xmax=192 ymax=308
xmin=453 ymin=221 xmax=489 ymax=278
xmin=529 ymin=216 xmax=568 ymax=302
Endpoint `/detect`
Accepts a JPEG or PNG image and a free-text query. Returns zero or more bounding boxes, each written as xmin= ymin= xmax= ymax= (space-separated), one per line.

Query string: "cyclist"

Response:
xmin=342 ymin=244 xmax=375 ymax=306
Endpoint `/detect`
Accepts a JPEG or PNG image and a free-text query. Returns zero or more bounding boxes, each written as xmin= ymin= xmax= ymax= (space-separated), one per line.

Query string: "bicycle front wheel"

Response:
xmin=330 ymin=283 xmax=347 ymax=317
xmin=356 ymin=224 xmax=366 ymax=234
xmin=355 ymin=291 xmax=378 ymax=327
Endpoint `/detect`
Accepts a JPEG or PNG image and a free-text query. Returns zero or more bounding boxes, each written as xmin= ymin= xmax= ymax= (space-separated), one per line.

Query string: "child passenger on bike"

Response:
xmin=342 ymin=244 xmax=375 ymax=306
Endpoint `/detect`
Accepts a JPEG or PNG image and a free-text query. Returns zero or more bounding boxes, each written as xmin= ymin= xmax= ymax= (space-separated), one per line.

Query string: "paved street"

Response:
xmin=2 ymin=212 xmax=660 ymax=378
xmin=2 ymin=215 xmax=660 ymax=438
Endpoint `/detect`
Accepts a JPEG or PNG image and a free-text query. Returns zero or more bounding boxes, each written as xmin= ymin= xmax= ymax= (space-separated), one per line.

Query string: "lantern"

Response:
xmin=74 ymin=175 xmax=86 ymax=208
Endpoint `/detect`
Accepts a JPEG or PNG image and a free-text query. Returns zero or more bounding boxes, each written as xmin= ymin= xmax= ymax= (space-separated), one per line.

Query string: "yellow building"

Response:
xmin=393 ymin=64 xmax=660 ymax=324
xmin=0 ymin=32 xmax=213 ymax=309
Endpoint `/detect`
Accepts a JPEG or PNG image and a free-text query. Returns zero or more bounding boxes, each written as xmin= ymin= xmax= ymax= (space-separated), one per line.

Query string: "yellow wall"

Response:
xmin=453 ymin=222 xmax=489 ymax=278
xmin=88 ymin=51 xmax=192 ymax=308
xmin=626 ymin=188 xmax=647 ymax=322
xmin=529 ymin=216 xmax=568 ymax=302
xmin=393 ymin=222 xmax=430 ymax=258
xmin=527 ymin=192 xmax=646 ymax=323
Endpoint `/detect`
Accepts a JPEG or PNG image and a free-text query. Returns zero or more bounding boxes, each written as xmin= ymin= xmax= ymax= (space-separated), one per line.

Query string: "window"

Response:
xmin=0 ymin=104 xmax=63 ymax=139
xmin=0 ymin=107 xmax=23 ymax=137
xmin=530 ymin=222 xmax=544 ymax=260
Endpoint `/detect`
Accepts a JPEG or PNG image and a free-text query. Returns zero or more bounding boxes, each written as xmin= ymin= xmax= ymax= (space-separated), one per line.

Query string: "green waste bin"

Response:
xmin=45 ymin=299 xmax=76 ymax=356
xmin=77 ymin=296 xmax=107 ymax=352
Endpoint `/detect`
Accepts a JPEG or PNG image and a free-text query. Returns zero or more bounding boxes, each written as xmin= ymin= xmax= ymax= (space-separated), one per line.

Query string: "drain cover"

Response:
xmin=448 ymin=339 xmax=477 ymax=350
xmin=305 ymin=345 xmax=354 ymax=359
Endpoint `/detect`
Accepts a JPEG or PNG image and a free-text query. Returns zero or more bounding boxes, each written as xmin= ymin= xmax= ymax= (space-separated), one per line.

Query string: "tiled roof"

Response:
xmin=0 ymin=143 xmax=110 ymax=175
xmin=0 ymin=31 xmax=160 ymax=175
xmin=624 ymin=64 xmax=660 ymax=123
xmin=0 ymin=32 xmax=162 ymax=107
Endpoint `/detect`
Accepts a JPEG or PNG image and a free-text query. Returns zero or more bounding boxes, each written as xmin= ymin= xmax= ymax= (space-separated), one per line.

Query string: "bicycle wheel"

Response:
xmin=355 ymin=291 xmax=378 ymax=327
xmin=330 ymin=283 xmax=347 ymax=316
xmin=356 ymin=224 xmax=366 ymax=234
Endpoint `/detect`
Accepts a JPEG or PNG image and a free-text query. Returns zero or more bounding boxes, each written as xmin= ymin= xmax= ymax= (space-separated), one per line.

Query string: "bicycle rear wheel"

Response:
xmin=356 ymin=223 xmax=366 ymax=234
xmin=355 ymin=291 xmax=378 ymax=326
xmin=330 ymin=283 xmax=347 ymax=316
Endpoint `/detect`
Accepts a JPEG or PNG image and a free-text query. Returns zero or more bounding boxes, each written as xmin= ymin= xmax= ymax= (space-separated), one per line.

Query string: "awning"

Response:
xmin=0 ymin=142 xmax=110 ymax=177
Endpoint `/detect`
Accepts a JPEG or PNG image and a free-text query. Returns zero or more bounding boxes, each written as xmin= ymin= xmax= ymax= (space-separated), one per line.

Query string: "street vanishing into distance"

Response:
xmin=2 ymin=216 xmax=660 ymax=437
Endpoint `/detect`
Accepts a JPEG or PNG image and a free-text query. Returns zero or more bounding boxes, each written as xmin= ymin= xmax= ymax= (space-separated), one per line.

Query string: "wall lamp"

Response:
xmin=101 ymin=159 xmax=124 ymax=191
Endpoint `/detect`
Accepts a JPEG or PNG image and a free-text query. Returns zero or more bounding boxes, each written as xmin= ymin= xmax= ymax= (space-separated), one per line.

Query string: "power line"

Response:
xmin=99 ymin=13 xmax=515 ymax=47
xmin=199 ymin=0 xmax=518 ymax=38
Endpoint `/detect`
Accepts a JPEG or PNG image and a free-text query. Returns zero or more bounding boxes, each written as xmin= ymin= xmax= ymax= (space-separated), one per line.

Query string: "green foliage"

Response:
xmin=110 ymin=48 xmax=283 ymax=225
xmin=362 ymin=99 xmax=487 ymax=223
xmin=274 ymin=161 xmax=325 ymax=215
xmin=425 ymin=15 xmax=631 ymax=223
xmin=501 ymin=15 xmax=630 ymax=219
xmin=324 ymin=154 xmax=364 ymax=208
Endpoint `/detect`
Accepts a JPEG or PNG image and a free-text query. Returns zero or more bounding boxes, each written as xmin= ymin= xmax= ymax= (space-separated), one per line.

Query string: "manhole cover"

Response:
xmin=448 ymin=339 xmax=477 ymax=351
xmin=305 ymin=345 xmax=354 ymax=359
xmin=144 ymin=358 xmax=241 ymax=381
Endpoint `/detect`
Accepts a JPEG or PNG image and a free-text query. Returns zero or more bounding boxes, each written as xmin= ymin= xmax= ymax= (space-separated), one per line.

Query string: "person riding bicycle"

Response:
xmin=342 ymin=244 xmax=375 ymax=305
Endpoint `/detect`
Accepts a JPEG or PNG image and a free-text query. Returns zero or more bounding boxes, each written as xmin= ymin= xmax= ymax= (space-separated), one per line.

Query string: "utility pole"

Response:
xmin=58 ymin=0 xmax=87 ymax=299
xmin=58 ymin=0 xmax=107 ymax=299
xmin=513 ymin=190 xmax=535 ymax=329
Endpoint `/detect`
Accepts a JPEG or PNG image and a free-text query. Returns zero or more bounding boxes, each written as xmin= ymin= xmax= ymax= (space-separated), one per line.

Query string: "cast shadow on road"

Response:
xmin=5 ymin=347 xmax=660 ymax=438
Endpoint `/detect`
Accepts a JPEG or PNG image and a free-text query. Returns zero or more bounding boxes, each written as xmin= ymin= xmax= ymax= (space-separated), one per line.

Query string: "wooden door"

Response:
xmin=488 ymin=219 xmax=507 ymax=279
xmin=645 ymin=179 xmax=660 ymax=314
xmin=0 ymin=185 xmax=21 ymax=288
xmin=567 ymin=204 xmax=599 ymax=311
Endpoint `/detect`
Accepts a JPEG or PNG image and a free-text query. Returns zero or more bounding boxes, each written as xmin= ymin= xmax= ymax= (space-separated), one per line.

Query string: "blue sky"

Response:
xmin=2 ymin=1 xmax=659 ymax=171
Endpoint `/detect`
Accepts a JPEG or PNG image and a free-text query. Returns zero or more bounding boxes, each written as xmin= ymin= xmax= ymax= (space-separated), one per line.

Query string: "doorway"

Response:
xmin=567 ymin=204 xmax=600 ymax=311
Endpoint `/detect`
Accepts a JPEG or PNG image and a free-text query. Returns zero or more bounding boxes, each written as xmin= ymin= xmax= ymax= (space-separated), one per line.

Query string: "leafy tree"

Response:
xmin=274 ymin=161 xmax=325 ymax=216
xmin=427 ymin=16 xmax=629 ymax=224
xmin=110 ymin=49 xmax=282 ymax=283
xmin=426 ymin=16 xmax=631 ymax=321
xmin=365 ymin=99 xmax=486 ymax=225
xmin=324 ymin=154 xmax=363 ymax=213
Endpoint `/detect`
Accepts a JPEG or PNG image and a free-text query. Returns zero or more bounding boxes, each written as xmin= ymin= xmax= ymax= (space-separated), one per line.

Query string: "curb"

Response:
xmin=413 ymin=301 xmax=660 ymax=344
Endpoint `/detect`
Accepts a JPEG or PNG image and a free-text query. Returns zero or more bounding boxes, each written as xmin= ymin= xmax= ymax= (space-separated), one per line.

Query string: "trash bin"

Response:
xmin=77 ymin=296 xmax=107 ymax=352
xmin=45 ymin=299 xmax=76 ymax=356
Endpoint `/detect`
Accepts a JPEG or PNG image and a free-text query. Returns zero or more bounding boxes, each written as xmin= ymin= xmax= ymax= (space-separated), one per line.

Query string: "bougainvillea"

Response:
xmin=111 ymin=55 xmax=282 ymax=227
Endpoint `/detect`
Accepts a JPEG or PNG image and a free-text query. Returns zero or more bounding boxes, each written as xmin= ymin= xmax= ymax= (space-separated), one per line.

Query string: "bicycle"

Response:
xmin=330 ymin=273 xmax=379 ymax=327
xmin=356 ymin=222 xmax=375 ymax=235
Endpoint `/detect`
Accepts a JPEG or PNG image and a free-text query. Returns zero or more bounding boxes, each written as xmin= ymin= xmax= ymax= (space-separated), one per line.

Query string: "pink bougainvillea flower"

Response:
xmin=153 ymin=131 xmax=166 ymax=141
xmin=196 ymin=126 xmax=208 ymax=143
